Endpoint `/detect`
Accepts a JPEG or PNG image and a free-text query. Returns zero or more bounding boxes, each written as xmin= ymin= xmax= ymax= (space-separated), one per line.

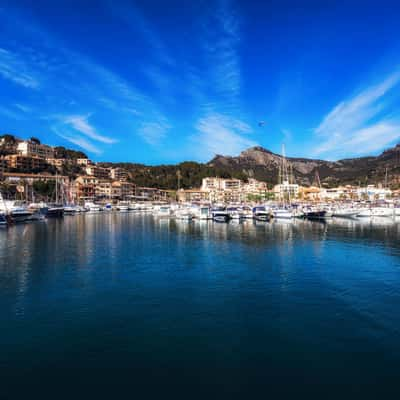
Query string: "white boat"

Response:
xmin=370 ymin=207 xmax=393 ymax=217
xmin=175 ymin=208 xmax=194 ymax=221
xmin=195 ymin=206 xmax=212 ymax=220
xmin=227 ymin=206 xmax=244 ymax=220
xmin=117 ymin=202 xmax=129 ymax=212
xmin=332 ymin=208 xmax=360 ymax=218
xmin=84 ymin=202 xmax=102 ymax=212
xmin=273 ymin=208 xmax=293 ymax=219
xmin=253 ymin=206 xmax=271 ymax=221
xmin=211 ymin=207 xmax=230 ymax=222
xmin=240 ymin=206 xmax=254 ymax=219
xmin=357 ymin=208 xmax=372 ymax=217
xmin=155 ymin=205 xmax=172 ymax=217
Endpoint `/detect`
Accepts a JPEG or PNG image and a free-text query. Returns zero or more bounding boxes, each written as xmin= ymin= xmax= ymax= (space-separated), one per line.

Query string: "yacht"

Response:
xmin=332 ymin=207 xmax=360 ymax=218
xmin=303 ymin=208 xmax=327 ymax=220
xmin=240 ymin=206 xmax=254 ymax=219
xmin=117 ymin=202 xmax=130 ymax=212
xmin=155 ymin=205 xmax=172 ymax=217
xmin=226 ymin=206 xmax=244 ymax=220
xmin=195 ymin=205 xmax=212 ymax=220
xmin=273 ymin=208 xmax=293 ymax=219
xmin=175 ymin=208 xmax=194 ymax=221
xmin=211 ymin=206 xmax=230 ymax=223
xmin=370 ymin=207 xmax=393 ymax=217
xmin=252 ymin=206 xmax=271 ymax=221
xmin=84 ymin=202 xmax=102 ymax=213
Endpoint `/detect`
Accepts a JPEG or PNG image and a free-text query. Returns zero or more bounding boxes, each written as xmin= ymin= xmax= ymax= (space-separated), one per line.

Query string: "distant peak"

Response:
xmin=241 ymin=146 xmax=272 ymax=155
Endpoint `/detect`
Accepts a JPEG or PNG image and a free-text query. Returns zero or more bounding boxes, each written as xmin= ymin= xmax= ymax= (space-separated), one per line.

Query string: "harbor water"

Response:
xmin=1 ymin=214 xmax=400 ymax=398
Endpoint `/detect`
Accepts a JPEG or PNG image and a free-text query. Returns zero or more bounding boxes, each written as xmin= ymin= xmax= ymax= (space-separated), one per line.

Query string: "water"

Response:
xmin=1 ymin=214 xmax=400 ymax=398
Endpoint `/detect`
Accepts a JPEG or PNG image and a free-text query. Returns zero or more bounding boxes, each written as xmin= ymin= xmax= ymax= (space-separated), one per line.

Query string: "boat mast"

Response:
xmin=282 ymin=144 xmax=290 ymax=204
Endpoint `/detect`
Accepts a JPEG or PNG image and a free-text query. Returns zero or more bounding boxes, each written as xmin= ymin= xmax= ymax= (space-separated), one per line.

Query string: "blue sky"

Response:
xmin=1 ymin=0 xmax=400 ymax=164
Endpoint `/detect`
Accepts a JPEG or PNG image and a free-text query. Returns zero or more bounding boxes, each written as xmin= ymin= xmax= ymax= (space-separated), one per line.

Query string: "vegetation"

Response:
xmin=98 ymin=161 xmax=248 ymax=190
xmin=54 ymin=146 xmax=87 ymax=160
xmin=33 ymin=180 xmax=55 ymax=198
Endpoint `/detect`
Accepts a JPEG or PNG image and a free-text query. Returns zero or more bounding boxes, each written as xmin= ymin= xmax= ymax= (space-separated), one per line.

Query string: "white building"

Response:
xmin=201 ymin=177 xmax=242 ymax=191
xmin=17 ymin=140 xmax=54 ymax=159
xmin=273 ymin=181 xmax=299 ymax=199
xmin=356 ymin=185 xmax=391 ymax=201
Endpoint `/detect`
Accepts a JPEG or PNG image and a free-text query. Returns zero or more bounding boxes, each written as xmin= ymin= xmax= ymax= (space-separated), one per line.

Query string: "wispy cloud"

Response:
xmin=192 ymin=113 xmax=256 ymax=160
xmin=201 ymin=0 xmax=242 ymax=111
xmin=188 ymin=0 xmax=254 ymax=160
xmin=62 ymin=115 xmax=117 ymax=144
xmin=0 ymin=105 xmax=21 ymax=119
xmin=14 ymin=103 xmax=32 ymax=113
xmin=137 ymin=120 xmax=171 ymax=146
xmin=0 ymin=47 xmax=40 ymax=89
xmin=313 ymin=72 xmax=400 ymax=159
xmin=54 ymin=129 xmax=102 ymax=155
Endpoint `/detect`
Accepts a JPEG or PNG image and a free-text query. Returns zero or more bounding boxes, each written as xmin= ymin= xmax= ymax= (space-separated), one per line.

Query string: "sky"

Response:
xmin=1 ymin=0 xmax=400 ymax=164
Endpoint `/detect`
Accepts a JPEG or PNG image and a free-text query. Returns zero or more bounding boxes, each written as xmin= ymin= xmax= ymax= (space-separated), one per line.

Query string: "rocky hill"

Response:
xmin=208 ymin=145 xmax=400 ymax=188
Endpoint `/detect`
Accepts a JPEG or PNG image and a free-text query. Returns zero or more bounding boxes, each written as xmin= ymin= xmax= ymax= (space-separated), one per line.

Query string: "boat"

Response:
xmin=273 ymin=208 xmax=293 ymax=219
xmin=84 ymin=202 xmax=102 ymax=213
xmin=211 ymin=207 xmax=230 ymax=223
xmin=155 ymin=205 xmax=172 ymax=217
xmin=304 ymin=209 xmax=327 ymax=220
xmin=117 ymin=202 xmax=129 ymax=212
xmin=46 ymin=204 xmax=64 ymax=218
xmin=0 ymin=213 xmax=8 ymax=226
xmin=253 ymin=206 xmax=271 ymax=221
xmin=332 ymin=207 xmax=360 ymax=218
xmin=240 ymin=206 xmax=254 ymax=219
xmin=370 ymin=207 xmax=393 ymax=217
xmin=63 ymin=205 xmax=78 ymax=215
xmin=227 ymin=206 xmax=244 ymax=220
xmin=10 ymin=207 xmax=35 ymax=223
xmin=195 ymin=205 xmax=212 ymax=220
xmin=175 ymin=208 xmax=194 ymax=221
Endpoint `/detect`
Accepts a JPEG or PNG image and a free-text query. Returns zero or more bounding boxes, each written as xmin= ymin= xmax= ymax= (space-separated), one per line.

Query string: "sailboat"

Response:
xmin=273 ymin=144 xmax=294 ymax=219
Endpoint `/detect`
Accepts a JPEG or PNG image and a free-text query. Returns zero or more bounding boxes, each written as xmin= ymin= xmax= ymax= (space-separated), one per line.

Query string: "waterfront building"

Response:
xmin=177 ymin=189 xmax=210 ymax=203
xmin=17 ymin=140 xmax=55 ymax=159
xmin=356 ymin=185 xmax=391 ymax=201
xmin=201 ymin=177 xmax=242 ymax=191
xmin=2 ymin=172 xmax=69 ymax=186
xmin=74 ymin=175 xmax=99 ymax=200
xmin=273 ymin=181 xmax=300 ymax=199
xmin=299 ymin=186 xmax=321 ymax=201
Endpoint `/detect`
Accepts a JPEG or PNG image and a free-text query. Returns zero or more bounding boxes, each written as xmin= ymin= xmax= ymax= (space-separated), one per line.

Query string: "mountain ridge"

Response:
xmin=208 ymin=144 xmax=400 ymax=188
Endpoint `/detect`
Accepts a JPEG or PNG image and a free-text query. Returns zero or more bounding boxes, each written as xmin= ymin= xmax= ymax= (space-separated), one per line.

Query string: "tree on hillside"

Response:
xmin=30 ymin=137 xmax=41 ymax=144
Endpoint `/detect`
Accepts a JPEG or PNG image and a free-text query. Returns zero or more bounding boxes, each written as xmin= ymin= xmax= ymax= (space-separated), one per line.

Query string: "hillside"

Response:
xmin=208 ymin=145 xmax=400 ymax=188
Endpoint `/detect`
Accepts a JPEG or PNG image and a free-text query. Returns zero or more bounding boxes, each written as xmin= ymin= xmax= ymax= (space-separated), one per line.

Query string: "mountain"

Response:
xmin=208 ymin=145 xmax=400 ymax=188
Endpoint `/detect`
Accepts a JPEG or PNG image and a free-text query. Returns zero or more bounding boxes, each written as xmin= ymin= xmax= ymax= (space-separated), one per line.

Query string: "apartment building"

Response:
xmin=76 ymin=158 xmax=93 ymax=166
xmin=4 ymin=154 xmax=47 ymax=172
xmin=2 ymin=172 xmax=69 ymax=186
xmin=86 ymin=165 xmax=110 ymax=179
xmin=110 ymin=167 xmax=128 ymax=181
xmin=17 ymin=140 xmax=54 ymax=159
xmin=201 ymin=177 xmax=242 ymax=191
xmin=111 ymin=181 xmax=135 ymax=199
xmin=273 ymin=182 xmax=300 ymax=199
xmin=74 ymin=175 xmax=98 ymax=200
